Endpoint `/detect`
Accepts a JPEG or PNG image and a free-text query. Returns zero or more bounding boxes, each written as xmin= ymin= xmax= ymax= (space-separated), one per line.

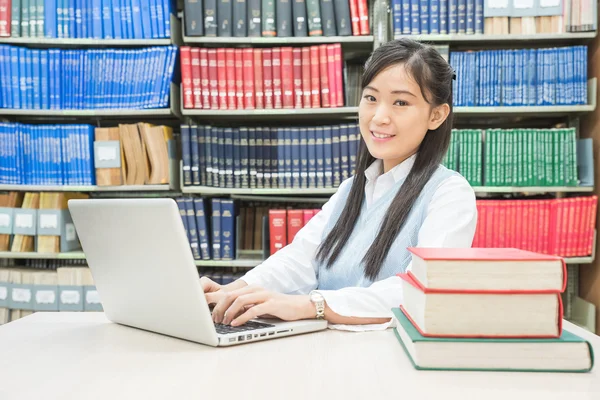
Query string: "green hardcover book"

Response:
xmin=391 ymin=308 xmax=595 ymax=373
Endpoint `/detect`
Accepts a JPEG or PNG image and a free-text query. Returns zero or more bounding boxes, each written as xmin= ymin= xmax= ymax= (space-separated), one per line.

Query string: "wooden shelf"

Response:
xmin=182 ymin=35 xmax=374 ymax=45
xmin=473 ymin=186 xmax=595 ymax=194
xmin=181 ymin=186 xmax=338 ymax=195
xmin=395 ymin=31 xmax=597 ymax=44
xmin=0 ymin=184 xmax=174 ymax=192
xmin=0 ymin=251 xmax=86 ymax=260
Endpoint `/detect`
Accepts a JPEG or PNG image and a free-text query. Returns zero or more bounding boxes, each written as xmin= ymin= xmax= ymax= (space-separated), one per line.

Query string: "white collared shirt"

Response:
xmin=241 ymin=154 xmax=478 ymax=331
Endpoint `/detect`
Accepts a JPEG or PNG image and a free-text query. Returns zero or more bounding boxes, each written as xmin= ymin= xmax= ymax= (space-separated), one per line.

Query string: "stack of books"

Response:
xmin=392 ymin=247 xmax=594 ymax=372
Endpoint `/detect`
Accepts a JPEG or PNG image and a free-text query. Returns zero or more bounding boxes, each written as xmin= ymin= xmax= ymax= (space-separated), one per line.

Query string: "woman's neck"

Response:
xmin=383 ymin=152 xmax=417 ymax=173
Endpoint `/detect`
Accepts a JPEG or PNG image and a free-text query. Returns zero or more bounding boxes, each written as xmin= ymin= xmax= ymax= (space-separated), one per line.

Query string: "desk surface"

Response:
xmin=0 ymin=313 xmax=599 ymax=400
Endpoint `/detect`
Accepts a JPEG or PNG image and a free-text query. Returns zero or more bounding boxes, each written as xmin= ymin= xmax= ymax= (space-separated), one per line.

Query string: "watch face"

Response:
xmin=310 ymin=292 xmax=323 ymax=302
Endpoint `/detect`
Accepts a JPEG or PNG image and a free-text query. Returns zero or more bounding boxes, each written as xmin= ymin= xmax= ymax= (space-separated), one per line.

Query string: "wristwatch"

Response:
xmin=309 ymin=291 xmax=325 ymax=320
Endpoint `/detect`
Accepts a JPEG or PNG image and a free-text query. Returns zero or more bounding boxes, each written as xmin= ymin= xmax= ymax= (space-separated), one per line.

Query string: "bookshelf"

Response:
xmin=182 ymin=35 xmax=375 ymax=45
xmin=181 ymin=107 xmax=360 ymax=120
xmin=394 ymin=32 xmax=598 ymax=44
xmin=0 ymin=184 xmax=174 ymax=192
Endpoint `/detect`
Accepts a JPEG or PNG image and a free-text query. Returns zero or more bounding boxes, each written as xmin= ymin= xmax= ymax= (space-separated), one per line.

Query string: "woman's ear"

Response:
xmin=428 ymin=103 xmax=450 ymax=131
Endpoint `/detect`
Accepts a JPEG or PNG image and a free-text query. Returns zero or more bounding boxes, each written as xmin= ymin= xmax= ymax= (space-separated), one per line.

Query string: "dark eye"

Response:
xmin=363 ymin=95 xmax=376 ymax=102
xmin=394 ymin=100 xmax=409 ymax=106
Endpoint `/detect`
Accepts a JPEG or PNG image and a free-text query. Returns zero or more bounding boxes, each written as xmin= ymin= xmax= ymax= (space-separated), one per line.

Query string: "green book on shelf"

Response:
xmin=391 ymin=308 xmax=595 ymax=373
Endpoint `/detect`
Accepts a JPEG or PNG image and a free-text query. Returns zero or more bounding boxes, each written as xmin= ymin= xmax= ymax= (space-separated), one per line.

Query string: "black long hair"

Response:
xmin=315 ymin=38 xmax=455 ymax=281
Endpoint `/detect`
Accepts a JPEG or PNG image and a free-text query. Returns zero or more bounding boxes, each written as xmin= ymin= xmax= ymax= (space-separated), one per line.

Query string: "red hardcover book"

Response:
xmin=207 ymin=49 xmax=219 ymax=109
xmin=254 ymin=49 xmax=264 ymax=109
xmin=180 ymin=46 xmax=194 ymax=109
xmin=301 ymin=48 xmax=312 ymax=108
xmin=216 ymin=48 xmax=228 ymax=110
xmin=357 ymin=0 xmax=370 ymax=34
xmin=235 ymin=49 xmax=244 ymax=109
xmin=398 ymin=273 xmax=564 ymax=338
xmin=242 ymin=48 xmax=255 ymax=109
xmin=263 ymin=49 xmax=274 ymax=109
xmin=0 ymin=0 xmax=10 ymax=37
xmin=579 ymin=197 xmax=591 ymax=256
xmin=287 ymin=210 xmax=304 ymax=243
xmin=199 ymin=49 xmax=211 ymax=109
xmin=303 ymin=209 xmax=314 ymax=226
xmin=585 ymin=196 xmax=597 ymax=255
xmin=309 ymin=46 xmax=321 ymax=108
xmin=333 ymin=44 xmax=343 ymax=107
xmin=272 ymin=47 xmax=283 ymax=109
xmin=269 ymin=210 xmax=288 ymax=255
xmin=225 ymin=49 xmax=237 ymax=110
xmin=190 ymin=48 xmax=202 ymax=109
xmin=348 ymin=0 xmax=361 ymax=35
xmin=292 ymin=48 xmax=303 ymax=108
xmin=281 ymin=47 xmax=294 ymax=108
xmin=318 ymin=45 xmax=330 ymax=108
xmin=326 ymin=45 xmax=337 ymax=108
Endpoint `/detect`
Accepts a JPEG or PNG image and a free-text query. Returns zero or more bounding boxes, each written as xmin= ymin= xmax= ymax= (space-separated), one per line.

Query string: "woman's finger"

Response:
xmin=222 ymin=291 xmax=271 ymax=325
xmin=211 ymin=285 xmax=261 ymax=324
xmin=231 ymin=302 xmax=272 ymax=327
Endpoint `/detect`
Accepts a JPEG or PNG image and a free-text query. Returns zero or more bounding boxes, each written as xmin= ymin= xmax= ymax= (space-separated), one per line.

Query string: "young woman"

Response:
xmin=201 ymin=38 xmax=478 ymax=331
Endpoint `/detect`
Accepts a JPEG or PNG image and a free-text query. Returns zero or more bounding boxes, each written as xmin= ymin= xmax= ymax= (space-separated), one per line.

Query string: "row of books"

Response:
xmin=2 ymin=0 xmax=173 ymax=39
xmin=197 ymin=268 xmax=246 ymax=286
xmin=268 ymin=208 xmax=319 ymax=255
xmin=0 ymin=123 xmax=96 ymax=186
xmin=181 ymin=44 xmax=344 ymax=110
xmin=393 ymin=248 xmax=593 ymax=372
xmin=0 ymin=266 xmax=100 ymax=325
xmin=0 ymin=45 xmax=178 ymax=110
xmin=442 ymin=128 xmax=581 ymax=187
xmin=473 ymin=196 xmax=598 ymax=257
xmin=484 ymin=0 xmax=596 ymax=34
xmin=180 ymin=123 xmax=360 ymax=189
xmin=183 ymin=0 xmax=369 ymax=37
xmin=391 ymin=0 xmax=484 ymax=35
xmin=0 ymin=192 xmax=89 ymax=253
xmin=451 ymin=46 xmax=588 ymax=106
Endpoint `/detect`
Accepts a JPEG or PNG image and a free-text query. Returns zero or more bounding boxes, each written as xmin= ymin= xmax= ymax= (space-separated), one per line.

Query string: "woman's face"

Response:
xmin=358 ymin=63 xmax=448 ymax=172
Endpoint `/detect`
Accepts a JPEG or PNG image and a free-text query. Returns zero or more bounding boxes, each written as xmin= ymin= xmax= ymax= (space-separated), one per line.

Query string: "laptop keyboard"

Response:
xmin=214 ymin=320 xmax=276 ymax=335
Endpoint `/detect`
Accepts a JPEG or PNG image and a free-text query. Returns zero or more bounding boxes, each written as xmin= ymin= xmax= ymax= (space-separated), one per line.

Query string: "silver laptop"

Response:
xmin=67 ymin=198 xmax=327 ymax=347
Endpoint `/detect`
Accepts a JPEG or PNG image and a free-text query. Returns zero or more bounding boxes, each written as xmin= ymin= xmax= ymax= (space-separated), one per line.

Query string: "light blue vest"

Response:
xmin=314 ymin=165 xmax=458 ymax=290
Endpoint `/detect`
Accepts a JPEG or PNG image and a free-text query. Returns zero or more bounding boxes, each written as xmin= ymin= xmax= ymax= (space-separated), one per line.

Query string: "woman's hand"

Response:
xmin=207 ymin=285 xmax=315 ymax=327
xmin=200 ymin=276 xmax=249 ymax=305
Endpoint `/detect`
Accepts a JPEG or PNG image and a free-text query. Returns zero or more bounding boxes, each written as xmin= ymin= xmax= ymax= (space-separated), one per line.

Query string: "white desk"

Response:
xmin=0 ymin=313 xmax=599 ymax=400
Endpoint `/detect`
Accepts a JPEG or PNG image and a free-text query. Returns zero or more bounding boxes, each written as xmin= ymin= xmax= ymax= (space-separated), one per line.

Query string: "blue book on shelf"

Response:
xmin=220 ymin=199 xmax=235 ymax=260
xmin=323 ymin=126 xmax=333 ymax=187
xmin=92 ymin=0 xmax=103 ymax=39
xmin=410 ymin=0 xmax=419 ymax=34
xmin=449 ymin=0 xmax=457 ymax=33
xmin=121 ymin=0 xmax=131 ymax=39
xmin=68 ymin=0 xmax=76 ymax=38
xmin=40 ymin=51 xmax=49 ymax=110
xmin=149 ymin=0 xmax=160 ymax=38
xmin=10 ymin=47 xmax=20 ymax=109
xmin=475 ymin=0 xmax=482 ymax=33
xmin=284 ymin=128 xmax=293 ymax=188
xmin=74 ymin=0 xmax=83 ymax=38
xmin=392 ymin=0 xmax=402 ymax=36
xmin=131 ymin=0 xmax=144 ymax=39
xmin=184 ymin=198 xmax=201 ymax=260
xmin=291 ymin=128 xmax=301 ymax=188
xmin=31 ymin=50 xmax=41 ymax=110
xmin=466 ymin=0 xmax=473 ymax=34
xmin=45 ymin=0 xmax=57 ymax=37
xmin=439 ymin=0 xmax=447 ymax=33
xmin=402 ymin=0 xmax=411 ymax=34
xmin=457 ymin=0 xmax=465 ymax=33
xmin=211 ymin=199 xmax=222 ymax=260
xmin=420 ymin=0 xmax=429 ymax=34
xmin=155 ymin=0 xmax=166 ymax=38
xmin=101 ymin=0 xmax=113 ymax=38
xmin=193 ymin=198 xmax=212 ymax=260
xmin=84 ymin=0 xmax=93 ymax=38
xmin=0 ymin=47 xmax=7 ymax=109
xmin=430 ymin=0 xmax=439 ymax=33
xmin=140 ymin=0 xmax=153 ymax=38
xmin=111 ymin=0 xmax=122 ymax=38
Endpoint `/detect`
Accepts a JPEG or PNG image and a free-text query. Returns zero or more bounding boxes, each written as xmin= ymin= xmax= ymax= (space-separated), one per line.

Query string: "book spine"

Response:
xmin=292 ymin=0 xmax=307 ymax=36
xmin=269 ymin=209 xmax=287 ymax=254
xmin=276 ymin=0 xmax=292 ymax=36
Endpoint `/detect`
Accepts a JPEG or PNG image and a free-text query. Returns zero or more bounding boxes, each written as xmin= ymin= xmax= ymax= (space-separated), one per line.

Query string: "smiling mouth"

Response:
xmin=371 ymin=131 xmax=395 ymax=139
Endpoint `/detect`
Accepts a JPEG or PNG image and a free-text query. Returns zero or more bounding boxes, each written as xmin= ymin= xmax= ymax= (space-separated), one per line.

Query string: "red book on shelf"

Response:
xmin=199 ymin=49 xmax=211 ymax=109
xmin=207 ymin=49 xmax=219 ymax=109
xmin=326 ymin=45 xmax=337 ymax=108
xmin=263 ymin=49 xmax=274 ymax=109
xmin=254 ymin=49 xmax=264 ymax=109
xmin=269 ymin=210 xmax=288 ymax=255
xmin=585 ymin=196 xmax=597 ymax=256
xmin=287 ymin=210 xmax=304 ymax=243
xmin=0 ymin=0 xmax=10 ymax=37
xmin=333 ymin=44 xmax=343 ymax=107
xmin=235 ymin=49 xmax=244 ymax=109
xmin=190 ymin=48 xmax=202 ymax=109
xmin=272 ymin=47 xmax=283 ymax=109
xmin=180 ymin=46 xmax=194 ymax=109
xmin=309 ymin=46 xmax=321 ymax=108
xmin=301 ymin=48 xmax=312 ymax=108
xmin=292 ymin=48 xmax=303 ymax=108
xmin=349 ymin=0 xmax=361 ymax=35
xmin=357 ymin=0 xmax=370 ymax=34
xmin=318 ymin=45 xmax=330 ymax=108
xmin=216 ymin=48 xmax=228 ymax=110
xmin=303 ymin=209 xmax=314 ymax=226
xmin=281 ymin=47 xmax=294 ymax=108
xmin=242 ymin=48 xmax=255 ymax=109
xmin=225 ymin=48 xmax=237 ymax=110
